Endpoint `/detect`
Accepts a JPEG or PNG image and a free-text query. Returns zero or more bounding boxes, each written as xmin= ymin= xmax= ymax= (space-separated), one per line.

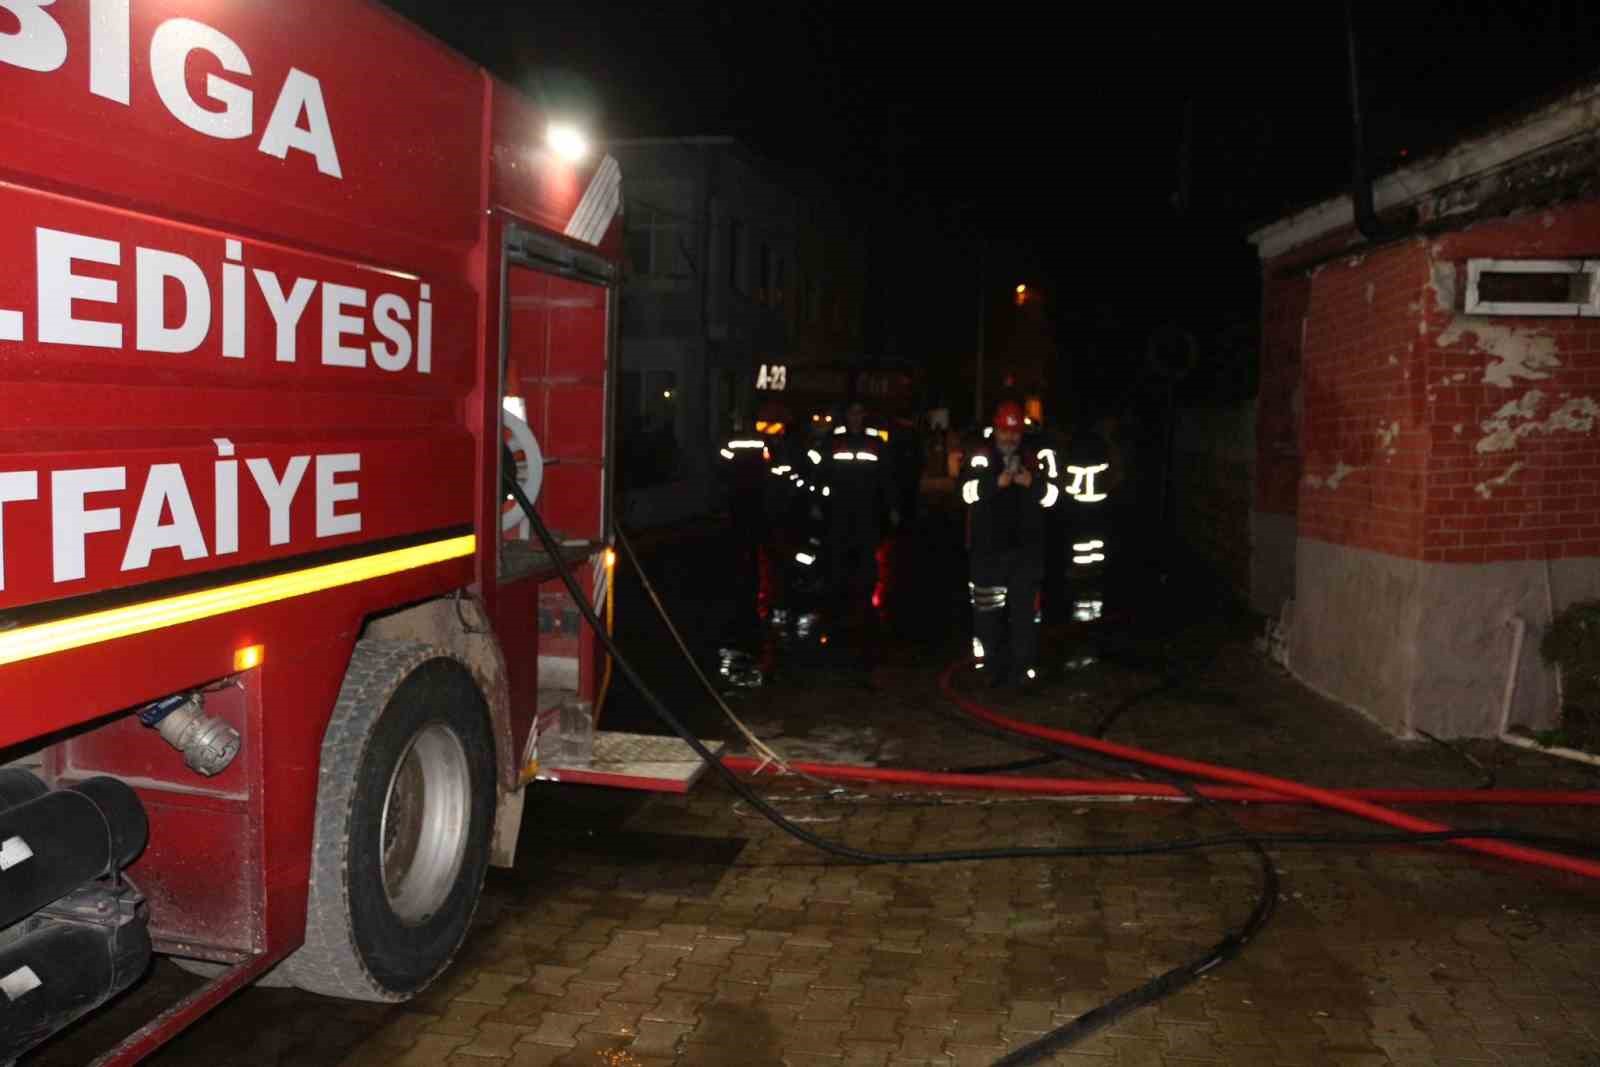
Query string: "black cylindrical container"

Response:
xmin=0 ymin=769 xmax=47 ymax=814
xmin=0 ymin=887 xmax=152 ymax=1061
xmin=0 ymin=777 xmax=147 ymax=931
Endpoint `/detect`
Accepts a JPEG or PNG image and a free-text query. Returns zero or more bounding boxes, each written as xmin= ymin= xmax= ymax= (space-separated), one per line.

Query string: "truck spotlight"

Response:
xmin=546 ymin=123 xmax=589 ymax=162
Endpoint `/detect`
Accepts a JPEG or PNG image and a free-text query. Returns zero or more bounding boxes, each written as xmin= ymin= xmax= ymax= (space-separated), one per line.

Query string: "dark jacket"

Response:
xmin=961 ymin=438 xmax=1062 ymax=557
xmin=717 ymin=433 xmax=771 ymax=494
xmin=819 ymin=425 xmax=895 ymax=521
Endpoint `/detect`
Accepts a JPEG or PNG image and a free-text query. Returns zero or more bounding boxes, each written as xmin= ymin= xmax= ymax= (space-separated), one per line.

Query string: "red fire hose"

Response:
xmin=720 ymin=754 xmax=1600 ymax=807
xmin=720 ymin=666 xmax=1600 ymax=881
xmin=934 ymin=662 xmax=1600 ymax=882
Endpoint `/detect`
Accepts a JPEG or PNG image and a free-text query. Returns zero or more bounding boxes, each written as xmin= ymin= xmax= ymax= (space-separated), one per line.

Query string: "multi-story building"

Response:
xmin=610 ymin=137 xmax=865 ymax=526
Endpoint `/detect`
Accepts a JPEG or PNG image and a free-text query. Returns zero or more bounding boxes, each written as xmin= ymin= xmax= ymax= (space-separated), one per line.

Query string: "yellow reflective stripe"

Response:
xmin=0 ymin=534 xmax=475 ymax=668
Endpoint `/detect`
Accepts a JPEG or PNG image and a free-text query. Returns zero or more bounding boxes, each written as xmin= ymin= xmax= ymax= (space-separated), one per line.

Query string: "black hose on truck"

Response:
xmin=0 ymin=773 xmax=151 ymax=1062
xmin=0 ymin=776 xmax=146 ymax=931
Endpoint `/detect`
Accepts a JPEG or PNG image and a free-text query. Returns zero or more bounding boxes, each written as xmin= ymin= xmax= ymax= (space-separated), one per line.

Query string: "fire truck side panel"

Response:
xmin=32 ymin=557 xmax=470 ymax=958
xmin=49 ymin=674 xmax=259 ymax=956
xmin=494 ymin=572 xmax=541 ymax=765
xmin=0 ymin=0 xmax=485 ymax=270
xmin=1 ymin=0 xmax=623 ymax=1047
xmin=495 ymin=260 xmax=611 ymax=755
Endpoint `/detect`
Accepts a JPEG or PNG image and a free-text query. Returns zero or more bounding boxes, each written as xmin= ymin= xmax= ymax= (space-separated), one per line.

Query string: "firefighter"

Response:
xmin=814 ymin=400 xmax=897 ymax=624
xmin=754 ymin=401 xmax=797 ymax=539
xmin=753 ymin=401 xmax=802 ymax=624
xmin=961 ymin=399 xmax=1062 ymax=688
xmin=718 ymin=415 xmax=774 ymax=639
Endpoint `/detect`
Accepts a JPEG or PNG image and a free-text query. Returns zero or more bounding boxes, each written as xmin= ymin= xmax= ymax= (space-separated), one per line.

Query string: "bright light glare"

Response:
xmin=547 ymin=123 xmax=589 ymax=162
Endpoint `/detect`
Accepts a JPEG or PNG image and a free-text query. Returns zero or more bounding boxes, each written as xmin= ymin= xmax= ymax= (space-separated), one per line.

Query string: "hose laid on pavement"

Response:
xmin=508 ymin=464 xmax=1594 ymax=1064
xmin=937 ymin=661 xmax=1600 ymax=882
xmin=507 ymin=464 xmax=1288 ymax=1066
xmin=721 ymin=754 xmax=1600 ymax=806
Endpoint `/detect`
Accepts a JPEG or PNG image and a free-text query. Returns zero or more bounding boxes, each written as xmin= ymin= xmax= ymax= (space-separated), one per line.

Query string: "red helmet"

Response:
xmin=992 ymin=401 xmax=1024 ymax=431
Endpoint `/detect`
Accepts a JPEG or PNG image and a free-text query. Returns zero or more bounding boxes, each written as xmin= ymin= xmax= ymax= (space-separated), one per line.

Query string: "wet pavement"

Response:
xmin=25 ymin=496 xmax=1600 ymax=1066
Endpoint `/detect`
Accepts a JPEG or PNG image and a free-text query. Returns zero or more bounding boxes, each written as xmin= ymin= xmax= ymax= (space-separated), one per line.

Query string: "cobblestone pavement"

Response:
xmin=26 ymin=510 xmax=1600 ymax=1066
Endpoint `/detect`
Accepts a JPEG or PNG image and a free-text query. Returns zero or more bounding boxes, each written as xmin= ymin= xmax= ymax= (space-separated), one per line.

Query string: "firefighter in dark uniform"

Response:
xmin=753 ymin=402 xmax=803 ymax=622
xmin=961 ymin=400 xmax=1062 ymax=688
xmin=815 ymin=400 xmax=897 ymax=623
xmin=718 ymin=416 xmax=776 ymax=638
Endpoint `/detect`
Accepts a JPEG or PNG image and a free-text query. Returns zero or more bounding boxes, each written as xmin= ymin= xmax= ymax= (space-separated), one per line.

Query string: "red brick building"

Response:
xmin=1249 ymin=86 xmax=1600 ymax=737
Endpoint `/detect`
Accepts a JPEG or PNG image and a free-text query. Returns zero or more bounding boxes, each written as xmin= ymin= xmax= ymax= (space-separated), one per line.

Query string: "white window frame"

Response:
xmin=1464 ymin=258 xmax=1600 ymax=317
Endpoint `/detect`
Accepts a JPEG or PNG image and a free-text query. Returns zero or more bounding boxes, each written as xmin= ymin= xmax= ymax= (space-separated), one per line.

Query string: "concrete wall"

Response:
xmin=1250 ymin=510 xmax=1297 ymax=615
xmin=1410 ymin=558 xmax=1561 ymax=736
xmin=1290 ymin=538 xmax=1580 ymax=736
xmin=1289 ymin=538 xmax=1423 ymax=734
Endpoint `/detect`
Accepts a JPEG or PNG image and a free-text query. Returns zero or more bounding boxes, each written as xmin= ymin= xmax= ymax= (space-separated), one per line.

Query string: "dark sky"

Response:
xmin=380 ymin=0 xmax=1600 ymax=411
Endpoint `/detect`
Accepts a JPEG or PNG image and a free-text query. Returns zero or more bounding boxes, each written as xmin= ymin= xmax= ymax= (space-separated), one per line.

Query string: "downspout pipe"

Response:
xmin=1344 ymin=0 xmax=1414 ymax=244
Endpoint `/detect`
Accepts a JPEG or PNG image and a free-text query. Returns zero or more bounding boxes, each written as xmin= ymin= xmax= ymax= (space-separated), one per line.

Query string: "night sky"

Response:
xmin=381 ymin=0 xmax=1600 ymax=417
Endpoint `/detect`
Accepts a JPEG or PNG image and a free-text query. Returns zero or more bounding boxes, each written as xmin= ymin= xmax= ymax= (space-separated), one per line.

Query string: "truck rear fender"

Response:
xmin=359 ymin=593 xmax=514 ymax=793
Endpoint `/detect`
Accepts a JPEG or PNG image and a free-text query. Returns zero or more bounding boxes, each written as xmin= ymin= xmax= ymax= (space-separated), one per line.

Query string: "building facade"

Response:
xmin=609 ymin=138 xmax=866 ymax=527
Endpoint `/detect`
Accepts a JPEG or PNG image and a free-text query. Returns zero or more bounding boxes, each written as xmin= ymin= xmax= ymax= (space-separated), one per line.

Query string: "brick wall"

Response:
xmin=1424 ymin=206 xmax=1600 ymax=564
xmin=1259 ymin=198 xmax=1600 ymax=568
xmin=1295 ymin=240 xmax=1432 ymax=558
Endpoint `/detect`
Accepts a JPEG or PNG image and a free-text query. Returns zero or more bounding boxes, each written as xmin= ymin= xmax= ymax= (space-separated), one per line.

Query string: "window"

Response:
xmin=729 ymin=220 xmax=747 ymax=293
xmin=1465 ymin=258 xmax=1600 ymax=316
xmin=625 ymin=204 xmax=693 ymax=280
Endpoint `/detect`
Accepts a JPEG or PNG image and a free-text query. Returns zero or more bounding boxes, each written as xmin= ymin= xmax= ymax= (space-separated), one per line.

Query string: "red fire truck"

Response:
xmin=0 ymin=2 xmax=663 ymax=1058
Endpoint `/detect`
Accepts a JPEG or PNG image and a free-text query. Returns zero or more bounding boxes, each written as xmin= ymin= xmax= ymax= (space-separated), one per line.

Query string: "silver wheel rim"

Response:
xmin=380 ymin=723 xmax=471 ymax=926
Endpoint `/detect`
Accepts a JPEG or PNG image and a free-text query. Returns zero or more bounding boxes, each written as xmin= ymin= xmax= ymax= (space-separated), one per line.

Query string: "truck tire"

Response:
xmin=280 ymin=640 xmax=496 ymax=1001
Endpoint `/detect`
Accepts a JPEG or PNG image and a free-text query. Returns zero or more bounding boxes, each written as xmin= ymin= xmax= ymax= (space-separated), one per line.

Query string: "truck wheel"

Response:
xmin=281 ymin=640 xmax=495 ymax=1001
